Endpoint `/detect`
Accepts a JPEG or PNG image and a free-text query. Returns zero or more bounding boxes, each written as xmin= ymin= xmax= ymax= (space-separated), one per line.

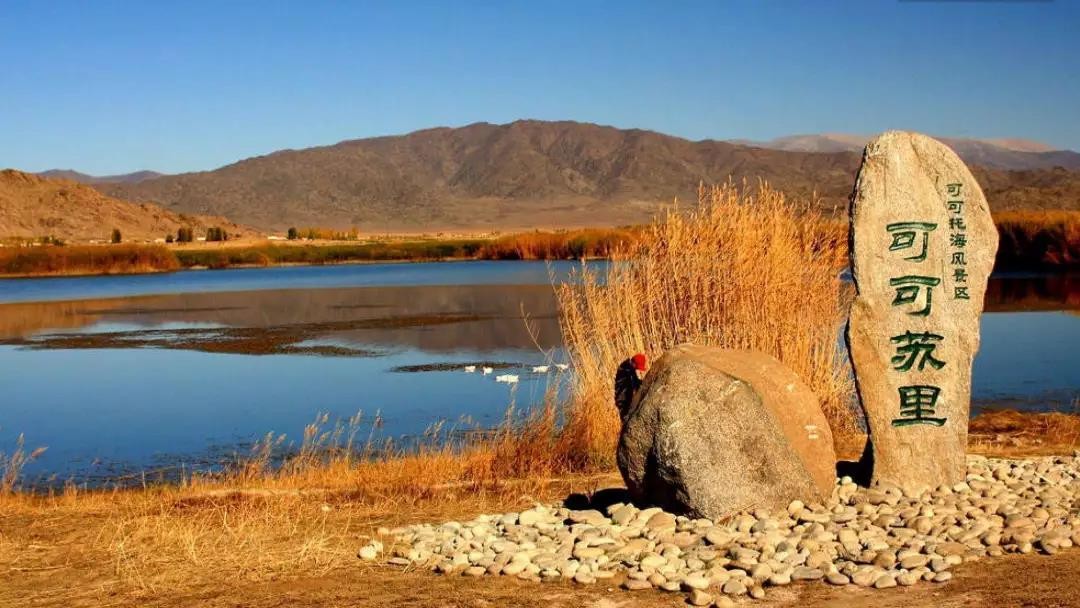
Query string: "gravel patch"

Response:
xmin=360 ymin=455 xmax=1080 ymax=603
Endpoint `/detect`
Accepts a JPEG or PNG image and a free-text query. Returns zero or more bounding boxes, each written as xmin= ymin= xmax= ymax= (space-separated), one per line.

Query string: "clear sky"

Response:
xmin=2 ymin=0 xmax=1077 ymax=175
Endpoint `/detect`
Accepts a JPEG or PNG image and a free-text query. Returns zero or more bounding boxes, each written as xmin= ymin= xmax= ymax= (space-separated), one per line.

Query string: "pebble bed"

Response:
xmin=360 ymin=455 xmax=1080 ymax=605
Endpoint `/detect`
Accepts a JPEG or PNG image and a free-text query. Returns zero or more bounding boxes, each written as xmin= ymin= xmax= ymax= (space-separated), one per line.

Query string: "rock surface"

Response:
xmin=848 ymin=131 xmax=998 ymax=494
xmin=617 ymin=345 xmax=834 ymax=518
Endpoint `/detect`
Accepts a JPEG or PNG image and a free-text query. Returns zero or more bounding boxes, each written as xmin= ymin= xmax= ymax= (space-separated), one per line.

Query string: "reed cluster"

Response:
xmin=553 ymin=183 xmax=856 ymax=467
xmin=174 ymin=240 xmax=487 ymax=269
xmin=0 ymin=243 xmax=179 ymax=276
xmin=994 ymin=210 xmax=1080 ymax=270
xmin=477 ymin=228 xmax=638 ymax=260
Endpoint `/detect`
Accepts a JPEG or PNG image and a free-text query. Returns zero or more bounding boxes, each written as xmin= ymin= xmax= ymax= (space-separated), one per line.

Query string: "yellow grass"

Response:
xmin=0 ymin=405 xmax=585 ymax=598
xmin=554 ymin=182 xmax=856 ymax=466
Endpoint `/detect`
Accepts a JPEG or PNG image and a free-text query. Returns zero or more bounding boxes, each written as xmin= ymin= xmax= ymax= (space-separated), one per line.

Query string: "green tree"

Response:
xmin=110 ymin=228 xmax=122 ymax=244
xmin=287 ymin=227 xmax=299 ymax=240
xmin=165 ymin=233 xmax=174 ymax=243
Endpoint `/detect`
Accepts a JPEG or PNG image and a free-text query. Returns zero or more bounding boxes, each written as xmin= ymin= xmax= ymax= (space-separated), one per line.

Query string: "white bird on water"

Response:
xmin=531 ymin=365 xmax=550 ymax=373
xmin=481 ymin=367 xmax=494 ymax=375
xmin=555 ymin=363 xmax=569 ymax=371
xmin=495 ymin=374 xmax=519 ymax=384
xmin=464 ymin=365 xmax=476 ymax=373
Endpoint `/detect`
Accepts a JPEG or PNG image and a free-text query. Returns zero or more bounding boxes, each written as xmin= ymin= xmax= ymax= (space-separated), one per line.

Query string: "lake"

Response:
xmin=0 ymin=262 xmax=1077 ymax=486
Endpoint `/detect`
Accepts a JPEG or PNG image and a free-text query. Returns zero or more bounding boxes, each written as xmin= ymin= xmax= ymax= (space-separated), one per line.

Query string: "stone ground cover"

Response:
xmin=370 ymin=455 xmax=1080 ymax=606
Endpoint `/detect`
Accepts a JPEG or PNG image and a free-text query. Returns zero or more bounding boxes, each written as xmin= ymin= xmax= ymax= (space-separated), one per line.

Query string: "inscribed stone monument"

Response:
xmin=847 ymin=131 xmax=998 ymax=494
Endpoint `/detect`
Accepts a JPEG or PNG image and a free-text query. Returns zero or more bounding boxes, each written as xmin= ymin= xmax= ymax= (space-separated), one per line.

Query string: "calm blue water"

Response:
xmin=0 ymin=260 xmax=578 ymax=304
xmin=0 ymin=262 xmax=1076 ymax=486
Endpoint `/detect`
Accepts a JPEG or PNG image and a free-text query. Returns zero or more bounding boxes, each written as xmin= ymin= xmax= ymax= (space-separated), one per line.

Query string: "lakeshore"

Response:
xmin=1 ymin=209 xmax=1077 ymax=279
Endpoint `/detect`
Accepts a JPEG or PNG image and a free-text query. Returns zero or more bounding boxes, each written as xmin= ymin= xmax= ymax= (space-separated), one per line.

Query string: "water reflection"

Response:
xmin=0 ymin=285 xmax=564 ymax=354
xmin=983 ymin=273 xmax=1080 ymax=312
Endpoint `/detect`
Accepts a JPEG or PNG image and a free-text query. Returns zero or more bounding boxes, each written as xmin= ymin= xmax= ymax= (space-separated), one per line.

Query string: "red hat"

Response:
xmin=631 ymin=353 xmax=648 ymax=371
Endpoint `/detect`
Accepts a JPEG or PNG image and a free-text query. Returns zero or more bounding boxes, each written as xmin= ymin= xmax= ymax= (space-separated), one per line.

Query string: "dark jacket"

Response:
xmin=614 ymin=358 xmax=642 ymax=421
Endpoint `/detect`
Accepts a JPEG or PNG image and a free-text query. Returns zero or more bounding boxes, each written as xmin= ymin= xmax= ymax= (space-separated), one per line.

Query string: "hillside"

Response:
xmin=739 ymin=134 xmax=1080 ymax=171
xmin=0 ymin=169 xmax=251 ymax=242
xmin=96 ymin=121 xmax=1080 ymax=231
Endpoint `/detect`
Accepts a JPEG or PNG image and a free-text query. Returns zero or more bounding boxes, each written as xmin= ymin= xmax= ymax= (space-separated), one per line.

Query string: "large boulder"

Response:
xmin=617 ymin=344 xmax=836 ymax=519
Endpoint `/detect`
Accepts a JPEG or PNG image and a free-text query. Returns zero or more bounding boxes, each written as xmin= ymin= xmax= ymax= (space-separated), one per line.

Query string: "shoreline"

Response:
xmin=0 ymin=255 xmax=473 ymax=280
xmin=0 ymin=228 xmax=629 ymax=279
xmin=0 ymin=251 xmax=1076 ymax=281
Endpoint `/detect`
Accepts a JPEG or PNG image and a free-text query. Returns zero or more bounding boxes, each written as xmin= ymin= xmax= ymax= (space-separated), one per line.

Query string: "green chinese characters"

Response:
xmin=892 ymin=385 xmax=946 ymax=427
xmin=884 ymin=219 xmax=949 ymax=428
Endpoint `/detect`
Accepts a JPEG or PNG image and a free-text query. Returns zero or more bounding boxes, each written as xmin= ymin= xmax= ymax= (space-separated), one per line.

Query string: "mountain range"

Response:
xmin=733 ymin=134 xmax=1080 ymax=171
xmin=37 ymin=169 xmax=165 ymax=184
xmin=11 ymin=121 xmax=1080 ymax=234
xmin=0 ymin=169 xmax=250 ymax=241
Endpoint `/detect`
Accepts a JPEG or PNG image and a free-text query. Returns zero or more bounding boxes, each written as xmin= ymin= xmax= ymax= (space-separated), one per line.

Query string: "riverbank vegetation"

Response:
xmin=0 ymin=243 xmax=179 ymax=276
xmin=994 ymin=210 xmax=1080 ymax=270
xmin=1 ymin=209 xmax=1077 ymax=277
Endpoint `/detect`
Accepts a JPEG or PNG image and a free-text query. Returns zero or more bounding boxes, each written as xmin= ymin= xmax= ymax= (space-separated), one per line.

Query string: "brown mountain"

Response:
xmin=38 ymin=169 xmax=165 ymax=184
xmin=99 ymin=121 xmax=1080 ymax=231
xmin=0 ymin=169 xmax=252 ymax=242
xmin=736 ymin=134 xmax=1080 ymax=171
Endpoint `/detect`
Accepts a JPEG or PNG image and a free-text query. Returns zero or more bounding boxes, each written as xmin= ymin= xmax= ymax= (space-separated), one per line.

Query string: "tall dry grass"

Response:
xmin=478 ymin=228 xmax=638 ymax=260
xmin=0 ymin=404 xmax=583 ymax=598
xmin=1 ymin=434 xmax=47 ymax=493
xmin=554 ymin=182 xmax=855 ymax=467
xmin=994 ymin=210 xmax=1080 ymax=270
xmin=0 ymin=243 xmax=180 ymax=276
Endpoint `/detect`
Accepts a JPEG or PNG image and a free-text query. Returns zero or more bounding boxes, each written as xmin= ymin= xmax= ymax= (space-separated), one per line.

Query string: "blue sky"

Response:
xmin=1 ymin=1 xmax=1077 ymax=175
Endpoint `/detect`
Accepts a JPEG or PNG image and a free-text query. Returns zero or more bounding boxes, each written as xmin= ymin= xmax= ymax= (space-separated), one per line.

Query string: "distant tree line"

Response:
xmin=286 ymin=226 xmax=359 ymax=241
xmin=175 ymin=227 xmax=195 ymax=243
xmin=205 ymin=226 xmax=229 ymax=242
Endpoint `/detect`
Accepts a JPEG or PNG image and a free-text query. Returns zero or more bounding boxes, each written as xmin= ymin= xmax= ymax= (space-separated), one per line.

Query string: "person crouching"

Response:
xmin=614 ymin=353 xmax=648 ymax=422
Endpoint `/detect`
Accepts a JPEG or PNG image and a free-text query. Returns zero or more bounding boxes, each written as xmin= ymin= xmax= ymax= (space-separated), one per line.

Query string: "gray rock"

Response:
xmin=617 ymin=345 xmax=833 ymax=519
xmin=874 ymin=573 xmax=898 ymax=589
xmin=573 ymin=572 xmax=595 ymax=584
xmin=933 ymin=571 xmax=953 ymax=583
xmin=848 ymin=130 xmax=998 ymax=495
xmin=721 ymin=579 xmax=747 ymax=595
xmin=896 ymin=571 xmax=920 ymax=586
xmin=682 ymin=574 xmax=711 ymax=590
xmin=851 ymin=569 xmax=880 ymax=587
xmin=826 ymin=572 xmax=850 ymax=585
xmin=791 ymin=566 xmax=825 ymax=581
xmin=767 ymin=571 xmax=792 ymax=586
xmin=688 ymin=588 xmax=714 ymax=606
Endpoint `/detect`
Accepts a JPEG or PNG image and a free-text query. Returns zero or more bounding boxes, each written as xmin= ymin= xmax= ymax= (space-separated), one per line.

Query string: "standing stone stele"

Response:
xmin=847 ymin=131 xmax=997 ymax=494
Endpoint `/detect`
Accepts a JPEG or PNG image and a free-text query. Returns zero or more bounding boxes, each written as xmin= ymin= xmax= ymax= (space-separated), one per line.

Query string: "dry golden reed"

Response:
xmin=554 ymin=182 xmax=856 ymax=467
xmin=0 ymin=243 xmax=180 ymax=276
